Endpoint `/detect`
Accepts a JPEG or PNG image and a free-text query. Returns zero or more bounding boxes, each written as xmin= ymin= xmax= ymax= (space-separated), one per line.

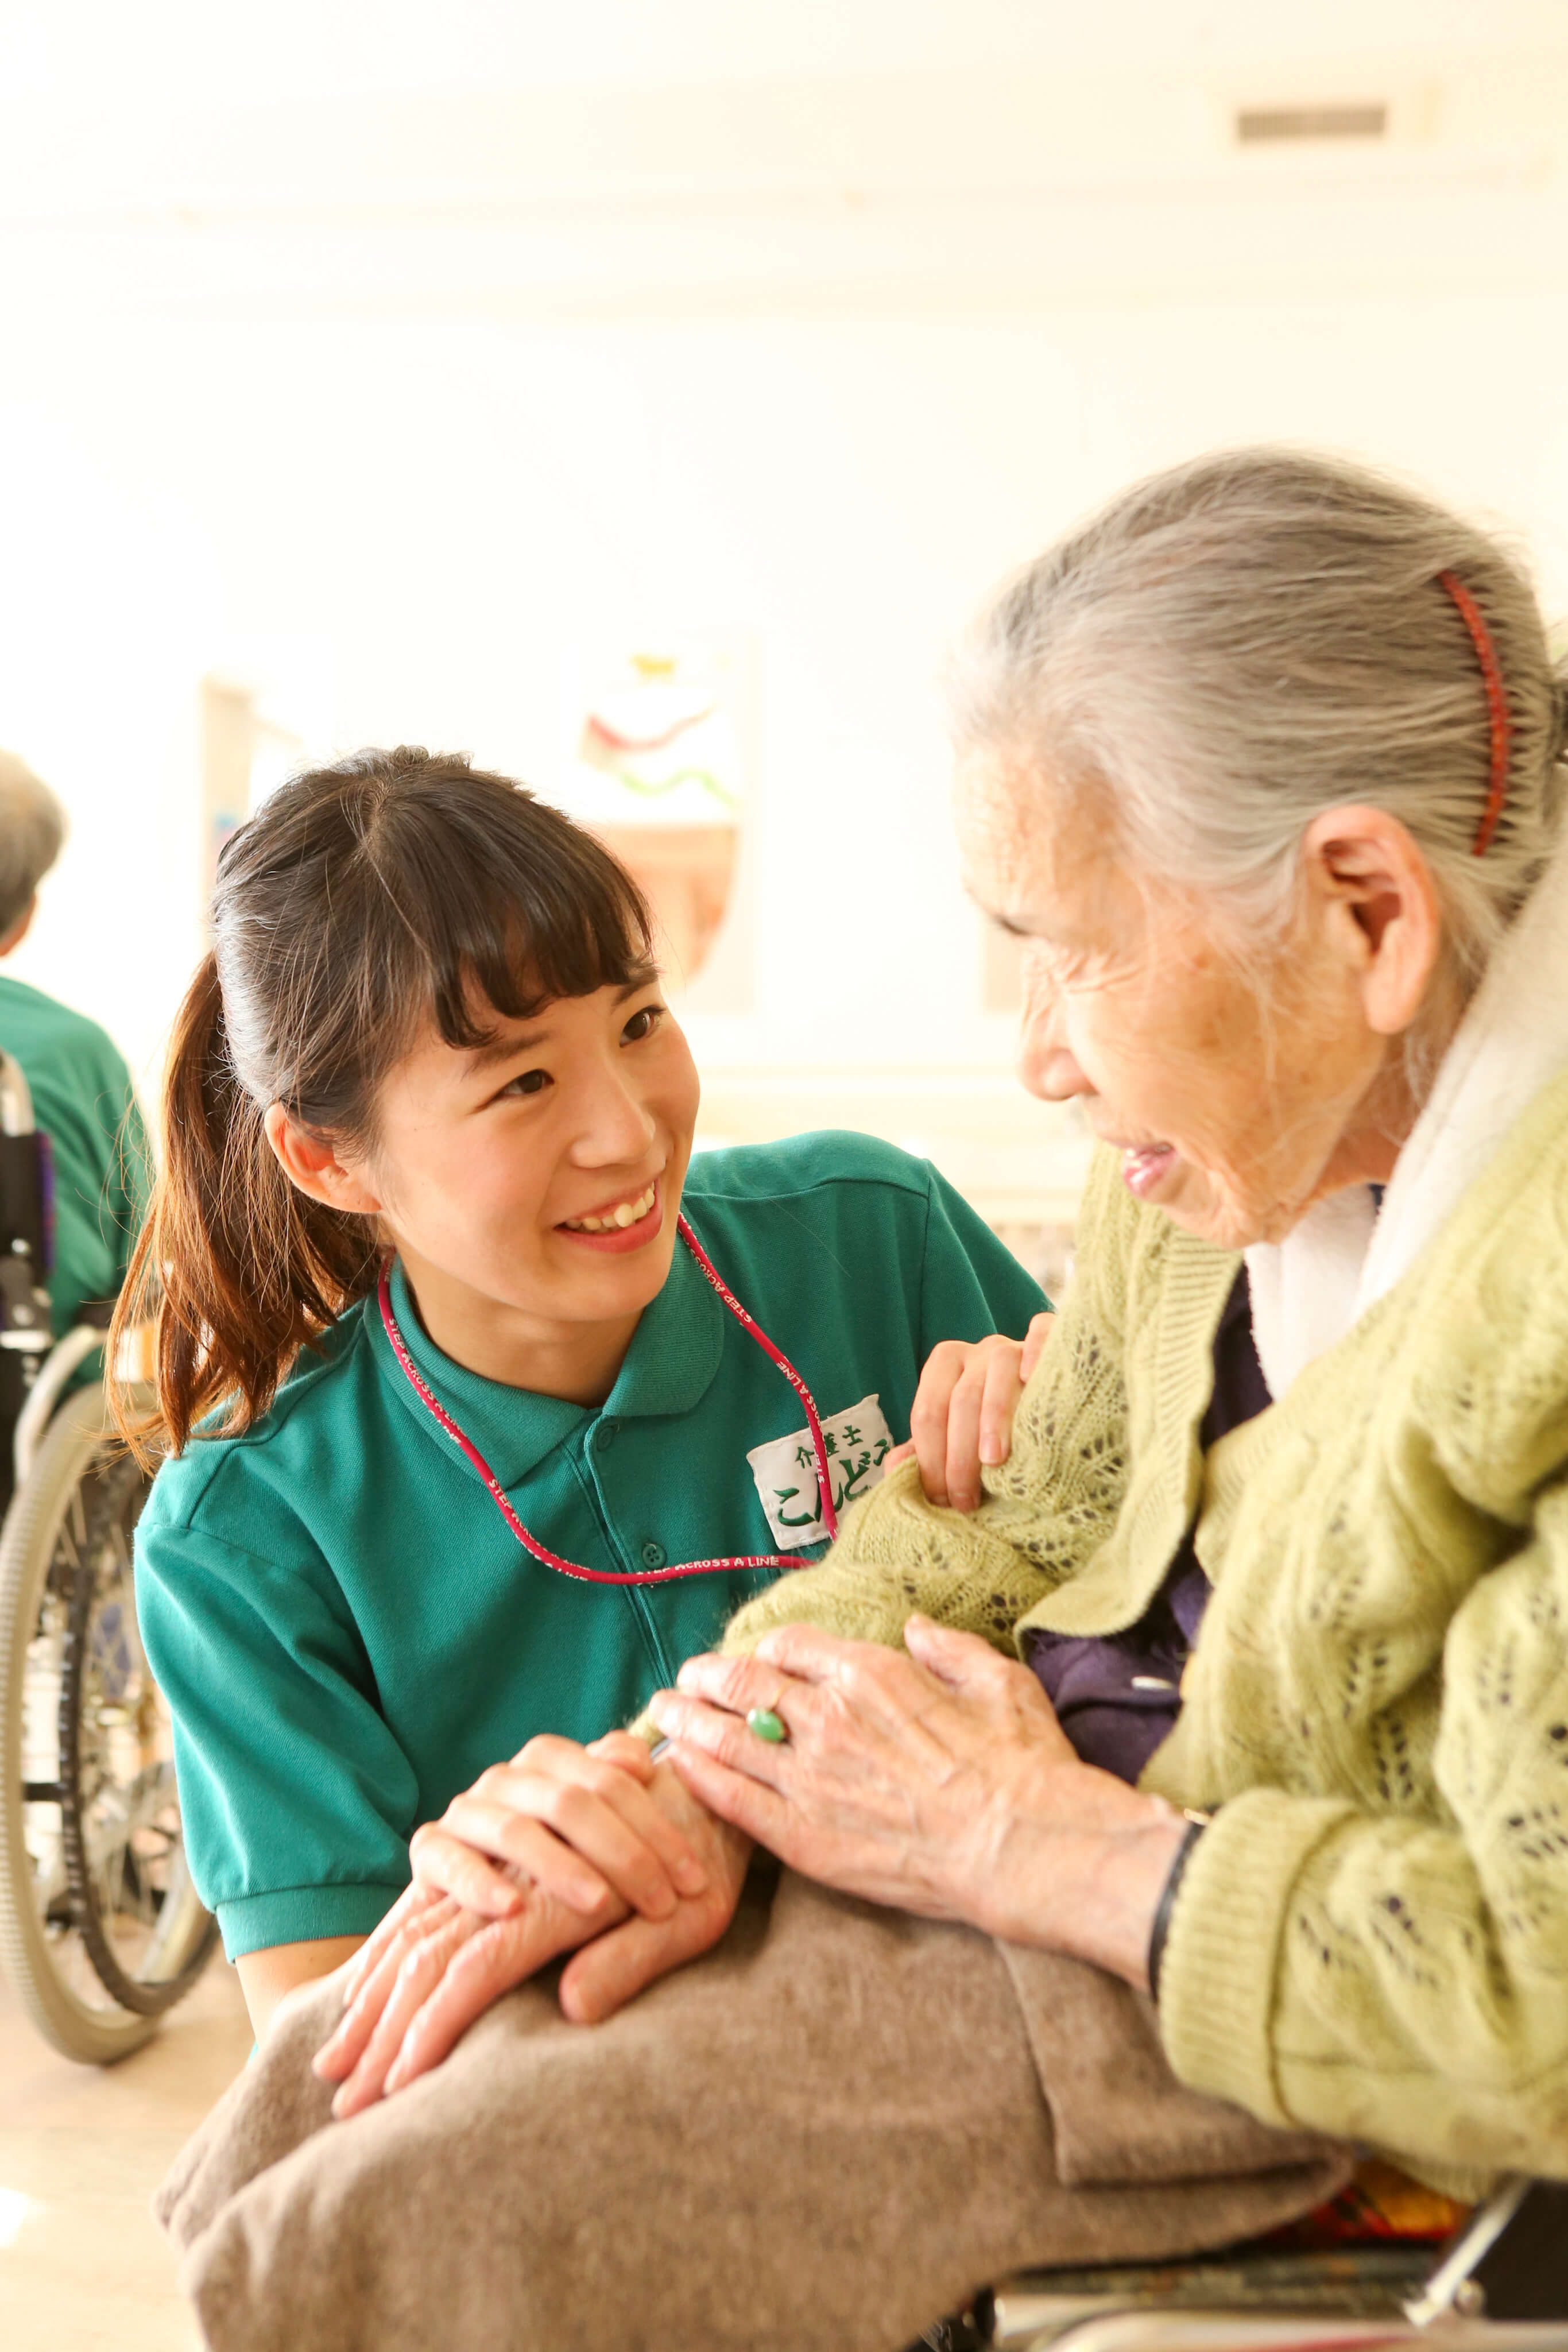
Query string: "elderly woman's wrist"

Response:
xmin=978 ymin=1799 xmax=1191 ymax=1986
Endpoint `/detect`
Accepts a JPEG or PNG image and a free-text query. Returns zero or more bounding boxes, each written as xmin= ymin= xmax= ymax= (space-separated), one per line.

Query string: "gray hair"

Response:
xmin=952 ymin=448 xmax=1568 ymax=987
xmin=0 ymin=750 xmax=66 ymax=937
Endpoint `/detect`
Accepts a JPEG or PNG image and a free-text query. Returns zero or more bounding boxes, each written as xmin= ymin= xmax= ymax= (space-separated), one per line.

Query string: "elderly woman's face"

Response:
xmin=957 ymin=756 xmax=1420 ymax=1251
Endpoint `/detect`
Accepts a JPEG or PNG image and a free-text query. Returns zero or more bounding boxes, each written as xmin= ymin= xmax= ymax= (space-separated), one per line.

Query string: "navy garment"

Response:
xmin=1024 ymin=1267 xmax=1271 ymax=1784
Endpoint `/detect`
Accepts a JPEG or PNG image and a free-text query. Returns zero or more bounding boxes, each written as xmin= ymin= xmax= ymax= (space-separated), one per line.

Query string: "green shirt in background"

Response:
xmin=135 ymin=1132 xmax=1047 ymax=1959
xmin=0 ymin=974 xmax=150 ymax=1334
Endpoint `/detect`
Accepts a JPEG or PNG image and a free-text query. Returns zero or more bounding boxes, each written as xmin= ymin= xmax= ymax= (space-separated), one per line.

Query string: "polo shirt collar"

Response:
xmin=369 ymin=1237 xmax=727 ymax=1490
xmin=603 ymin=1227 xmax=727 ymax=1423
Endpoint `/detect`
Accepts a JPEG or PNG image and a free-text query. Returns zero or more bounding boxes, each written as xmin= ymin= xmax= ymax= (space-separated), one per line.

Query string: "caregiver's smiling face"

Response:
xmin=365 ymin=977 xmax=702 ymax=1334
xmin=955 ymin=751 xmax=1412 ymax=1252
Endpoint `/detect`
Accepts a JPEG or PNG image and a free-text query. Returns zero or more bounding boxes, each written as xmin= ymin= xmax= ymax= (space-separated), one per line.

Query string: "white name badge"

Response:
xmin=745 ymin=1393 xmax=896 ymax=1554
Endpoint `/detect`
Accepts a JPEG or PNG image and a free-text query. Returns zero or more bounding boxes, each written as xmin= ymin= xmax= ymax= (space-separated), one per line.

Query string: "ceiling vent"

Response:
xmin=1235 ymin=102 xmax=1388 ymax=145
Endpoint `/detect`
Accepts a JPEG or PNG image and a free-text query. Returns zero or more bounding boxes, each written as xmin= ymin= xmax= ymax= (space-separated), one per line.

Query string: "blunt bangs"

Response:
xmin=362 ymin=767 xmax=657 ymax=1052
xmin=215 ymin=747 xmax=655 ymax=1135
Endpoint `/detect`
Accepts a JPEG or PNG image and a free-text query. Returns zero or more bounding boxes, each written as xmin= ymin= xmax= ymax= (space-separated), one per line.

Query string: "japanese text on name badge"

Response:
xmin=745 ymin=1394 xmax=895 ymax=1553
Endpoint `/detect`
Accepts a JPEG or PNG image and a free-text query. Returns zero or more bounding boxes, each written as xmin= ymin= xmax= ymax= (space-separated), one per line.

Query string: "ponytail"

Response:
xmin=110 ymin=955 xmax=378 ymax=1460
xmin=109 ymin=746 xmax=652 ymax=1461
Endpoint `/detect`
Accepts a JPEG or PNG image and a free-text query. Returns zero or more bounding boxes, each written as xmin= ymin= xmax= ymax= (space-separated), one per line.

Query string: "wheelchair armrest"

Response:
xmin=11 ymin=1324 xmax=105 ymax=1487
xmin=1406 ymin=2178 xmax=1568 ymax=2327
xmin=986 ymin=2246 xmax=1430 ymax=2349
xmin=931 ymin=2173 xmax=1568 ymax=2352
xmin=984 ymin=2178 xmax=1568 ymax=2351
xmin=1029 ymin=2317 xmax=1568 ymax=2349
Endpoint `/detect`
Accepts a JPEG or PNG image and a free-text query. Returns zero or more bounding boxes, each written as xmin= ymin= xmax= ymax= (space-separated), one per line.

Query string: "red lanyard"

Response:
xmin=377 ymin=1213 xmax=840 ymax=1586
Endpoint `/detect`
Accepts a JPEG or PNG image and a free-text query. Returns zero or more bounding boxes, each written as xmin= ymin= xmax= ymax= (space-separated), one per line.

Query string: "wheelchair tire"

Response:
xmin=0 ymin=1390 xmax=217 ymax=2061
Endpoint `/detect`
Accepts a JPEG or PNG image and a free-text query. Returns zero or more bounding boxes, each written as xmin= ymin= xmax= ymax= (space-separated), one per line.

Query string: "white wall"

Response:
xmin=1 ymin=4 xmax=1566 ymax=1209
xmin=6 ymin=297 xmax=1567 ymax=1082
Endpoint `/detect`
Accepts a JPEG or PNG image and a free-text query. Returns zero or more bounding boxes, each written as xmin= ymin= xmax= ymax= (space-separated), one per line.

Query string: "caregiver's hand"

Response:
xmin=647 ymin=1616 xmax=1187 ymax=1989
xmin=408 ymin=1728 xmax=713 ymax=1926
xmin=313 ymin=1737 xmax=750 ymax=2114
xmin=887 ymin=1313 xmax=1054 ymax=1511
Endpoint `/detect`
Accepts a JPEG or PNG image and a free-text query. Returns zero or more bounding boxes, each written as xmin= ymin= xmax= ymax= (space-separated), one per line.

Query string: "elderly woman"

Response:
xmin=158 ymin=451 xmax=1568 ymax=2352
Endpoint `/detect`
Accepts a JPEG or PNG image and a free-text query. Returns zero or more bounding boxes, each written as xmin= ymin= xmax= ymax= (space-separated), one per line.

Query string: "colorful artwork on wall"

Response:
xmin=556 ymin=637 xmax=755 ymax=1009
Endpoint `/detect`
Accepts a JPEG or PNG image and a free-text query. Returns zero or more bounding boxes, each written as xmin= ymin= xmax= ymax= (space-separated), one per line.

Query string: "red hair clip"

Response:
xmin=1437 ymin=570 xmax=1511 ymax=857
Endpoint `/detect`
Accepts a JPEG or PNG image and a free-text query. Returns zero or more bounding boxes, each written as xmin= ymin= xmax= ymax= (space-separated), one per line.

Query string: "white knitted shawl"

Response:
xmin=1245 ymin=834 xmax=1568 ymax=1401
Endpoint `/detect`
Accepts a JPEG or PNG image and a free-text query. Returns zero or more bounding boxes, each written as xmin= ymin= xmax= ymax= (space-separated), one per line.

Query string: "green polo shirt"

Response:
xmin=135 ymin=1132 xmax=1046 ymax=1959
xmin=0 ymin=975 xmax=149 ymax=1336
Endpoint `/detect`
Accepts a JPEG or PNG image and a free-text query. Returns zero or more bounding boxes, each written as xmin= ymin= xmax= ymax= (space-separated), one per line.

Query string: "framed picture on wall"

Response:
xmin=552 ymin=635 xmax=758 ymax=1016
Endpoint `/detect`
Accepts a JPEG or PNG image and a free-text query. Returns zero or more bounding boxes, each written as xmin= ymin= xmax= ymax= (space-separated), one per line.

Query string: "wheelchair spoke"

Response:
xmin=42 ymin=1438 xmax=218 ymax=2015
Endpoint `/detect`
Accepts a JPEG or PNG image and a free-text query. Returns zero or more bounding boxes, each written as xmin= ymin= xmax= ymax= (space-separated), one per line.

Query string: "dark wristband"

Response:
xmin=1147 ymin=1814 xmax=1210 ymax=2005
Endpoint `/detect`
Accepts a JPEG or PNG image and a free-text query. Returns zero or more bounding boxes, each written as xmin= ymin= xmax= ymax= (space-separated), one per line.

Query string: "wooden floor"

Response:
xmin=0 ymin=1953 xmax=251 ymax=2352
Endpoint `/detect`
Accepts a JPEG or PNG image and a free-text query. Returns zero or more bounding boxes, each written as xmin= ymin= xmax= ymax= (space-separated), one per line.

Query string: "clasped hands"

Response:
xmin=314 ymin=1612 xmax=1179 ymax=2118
xmin=313 ymin=1728 xmax=752 ymax=2117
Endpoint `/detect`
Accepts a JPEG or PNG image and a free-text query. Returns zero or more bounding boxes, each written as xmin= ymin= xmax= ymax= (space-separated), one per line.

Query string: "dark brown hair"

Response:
xmin=111 ymin=746 xmax=652 ymax=1459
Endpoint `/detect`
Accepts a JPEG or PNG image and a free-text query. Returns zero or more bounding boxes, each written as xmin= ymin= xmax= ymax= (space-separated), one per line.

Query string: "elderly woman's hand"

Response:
xmin=312 ymin=1735 xmax=752 ymax=2114
xmin=647 ymin=1616 xmax=1187 ymax=1987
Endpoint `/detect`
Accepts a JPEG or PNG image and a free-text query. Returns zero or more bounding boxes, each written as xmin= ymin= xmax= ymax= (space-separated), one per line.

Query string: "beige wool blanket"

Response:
xmin=160 ymin=1866 xmax=1350 ymax=2351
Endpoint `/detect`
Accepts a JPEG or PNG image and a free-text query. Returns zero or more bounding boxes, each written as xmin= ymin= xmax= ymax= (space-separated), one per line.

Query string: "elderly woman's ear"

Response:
xmin=1299 ymin=803 xmax=1447 ymax=1039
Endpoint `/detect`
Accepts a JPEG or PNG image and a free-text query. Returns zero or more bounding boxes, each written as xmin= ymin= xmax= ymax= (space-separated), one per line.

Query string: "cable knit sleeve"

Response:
xmin=718 ymin=1150 xmax=1136 ymax=1661
xmin=1159 ymin=1472 xmax=1568 ymax=2189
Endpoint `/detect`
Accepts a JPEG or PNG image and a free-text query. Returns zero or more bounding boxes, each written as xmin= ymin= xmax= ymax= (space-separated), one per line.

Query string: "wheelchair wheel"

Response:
xmin=0 ymin=1390 xmax=217 ymax=2061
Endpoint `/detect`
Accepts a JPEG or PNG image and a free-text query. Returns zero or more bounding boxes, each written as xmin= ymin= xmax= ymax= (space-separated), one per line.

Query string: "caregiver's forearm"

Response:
xmin=238 ymin=1933 xmax=366 ymax=2041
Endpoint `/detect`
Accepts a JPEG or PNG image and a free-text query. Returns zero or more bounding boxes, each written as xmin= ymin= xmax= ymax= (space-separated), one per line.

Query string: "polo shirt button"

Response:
xmin=640 ymin=1540 xmax=666 ymax=1570
xmin=598 ymin=1419 xmax=617 ymax=1449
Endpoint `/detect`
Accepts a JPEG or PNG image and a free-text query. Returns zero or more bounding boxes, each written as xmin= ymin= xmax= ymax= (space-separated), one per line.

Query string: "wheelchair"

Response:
xmin=963 ymin=2173 xmax=1568 ymax=2347
xmin=0 ymin=1050 xmax=216 ymax=2061
xmin=918 ymin=2153 xmax=1568 ymax=2349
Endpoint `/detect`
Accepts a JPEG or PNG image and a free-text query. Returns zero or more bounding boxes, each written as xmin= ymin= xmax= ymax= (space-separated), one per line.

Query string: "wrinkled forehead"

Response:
xmin=953 ymin=746 xmax=1121 ymax=936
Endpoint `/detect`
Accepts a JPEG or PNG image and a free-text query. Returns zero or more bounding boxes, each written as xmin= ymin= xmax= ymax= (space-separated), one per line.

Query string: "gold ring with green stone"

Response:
xmin=746 ymin=1706 xmax=788 ymax=1744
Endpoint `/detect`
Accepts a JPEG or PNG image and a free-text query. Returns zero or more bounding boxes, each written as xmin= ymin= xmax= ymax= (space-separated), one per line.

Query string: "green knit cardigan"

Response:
xmin=719 ymin=1067 xmax=1568 ymax=2192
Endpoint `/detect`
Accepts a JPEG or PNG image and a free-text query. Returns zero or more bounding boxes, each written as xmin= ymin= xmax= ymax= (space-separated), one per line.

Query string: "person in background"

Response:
xmin=0 ymin=749 xmax=150 ymax=1339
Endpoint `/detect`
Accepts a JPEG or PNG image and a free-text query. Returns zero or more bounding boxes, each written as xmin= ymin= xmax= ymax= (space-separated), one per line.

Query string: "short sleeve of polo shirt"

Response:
xmin=136 ymin=1490 xmax=419 ymax=1958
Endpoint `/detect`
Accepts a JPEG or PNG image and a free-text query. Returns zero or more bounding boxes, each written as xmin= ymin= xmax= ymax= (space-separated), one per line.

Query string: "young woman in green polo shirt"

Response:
xmin=123 ymin=746 xmax=1046 ymax=2039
